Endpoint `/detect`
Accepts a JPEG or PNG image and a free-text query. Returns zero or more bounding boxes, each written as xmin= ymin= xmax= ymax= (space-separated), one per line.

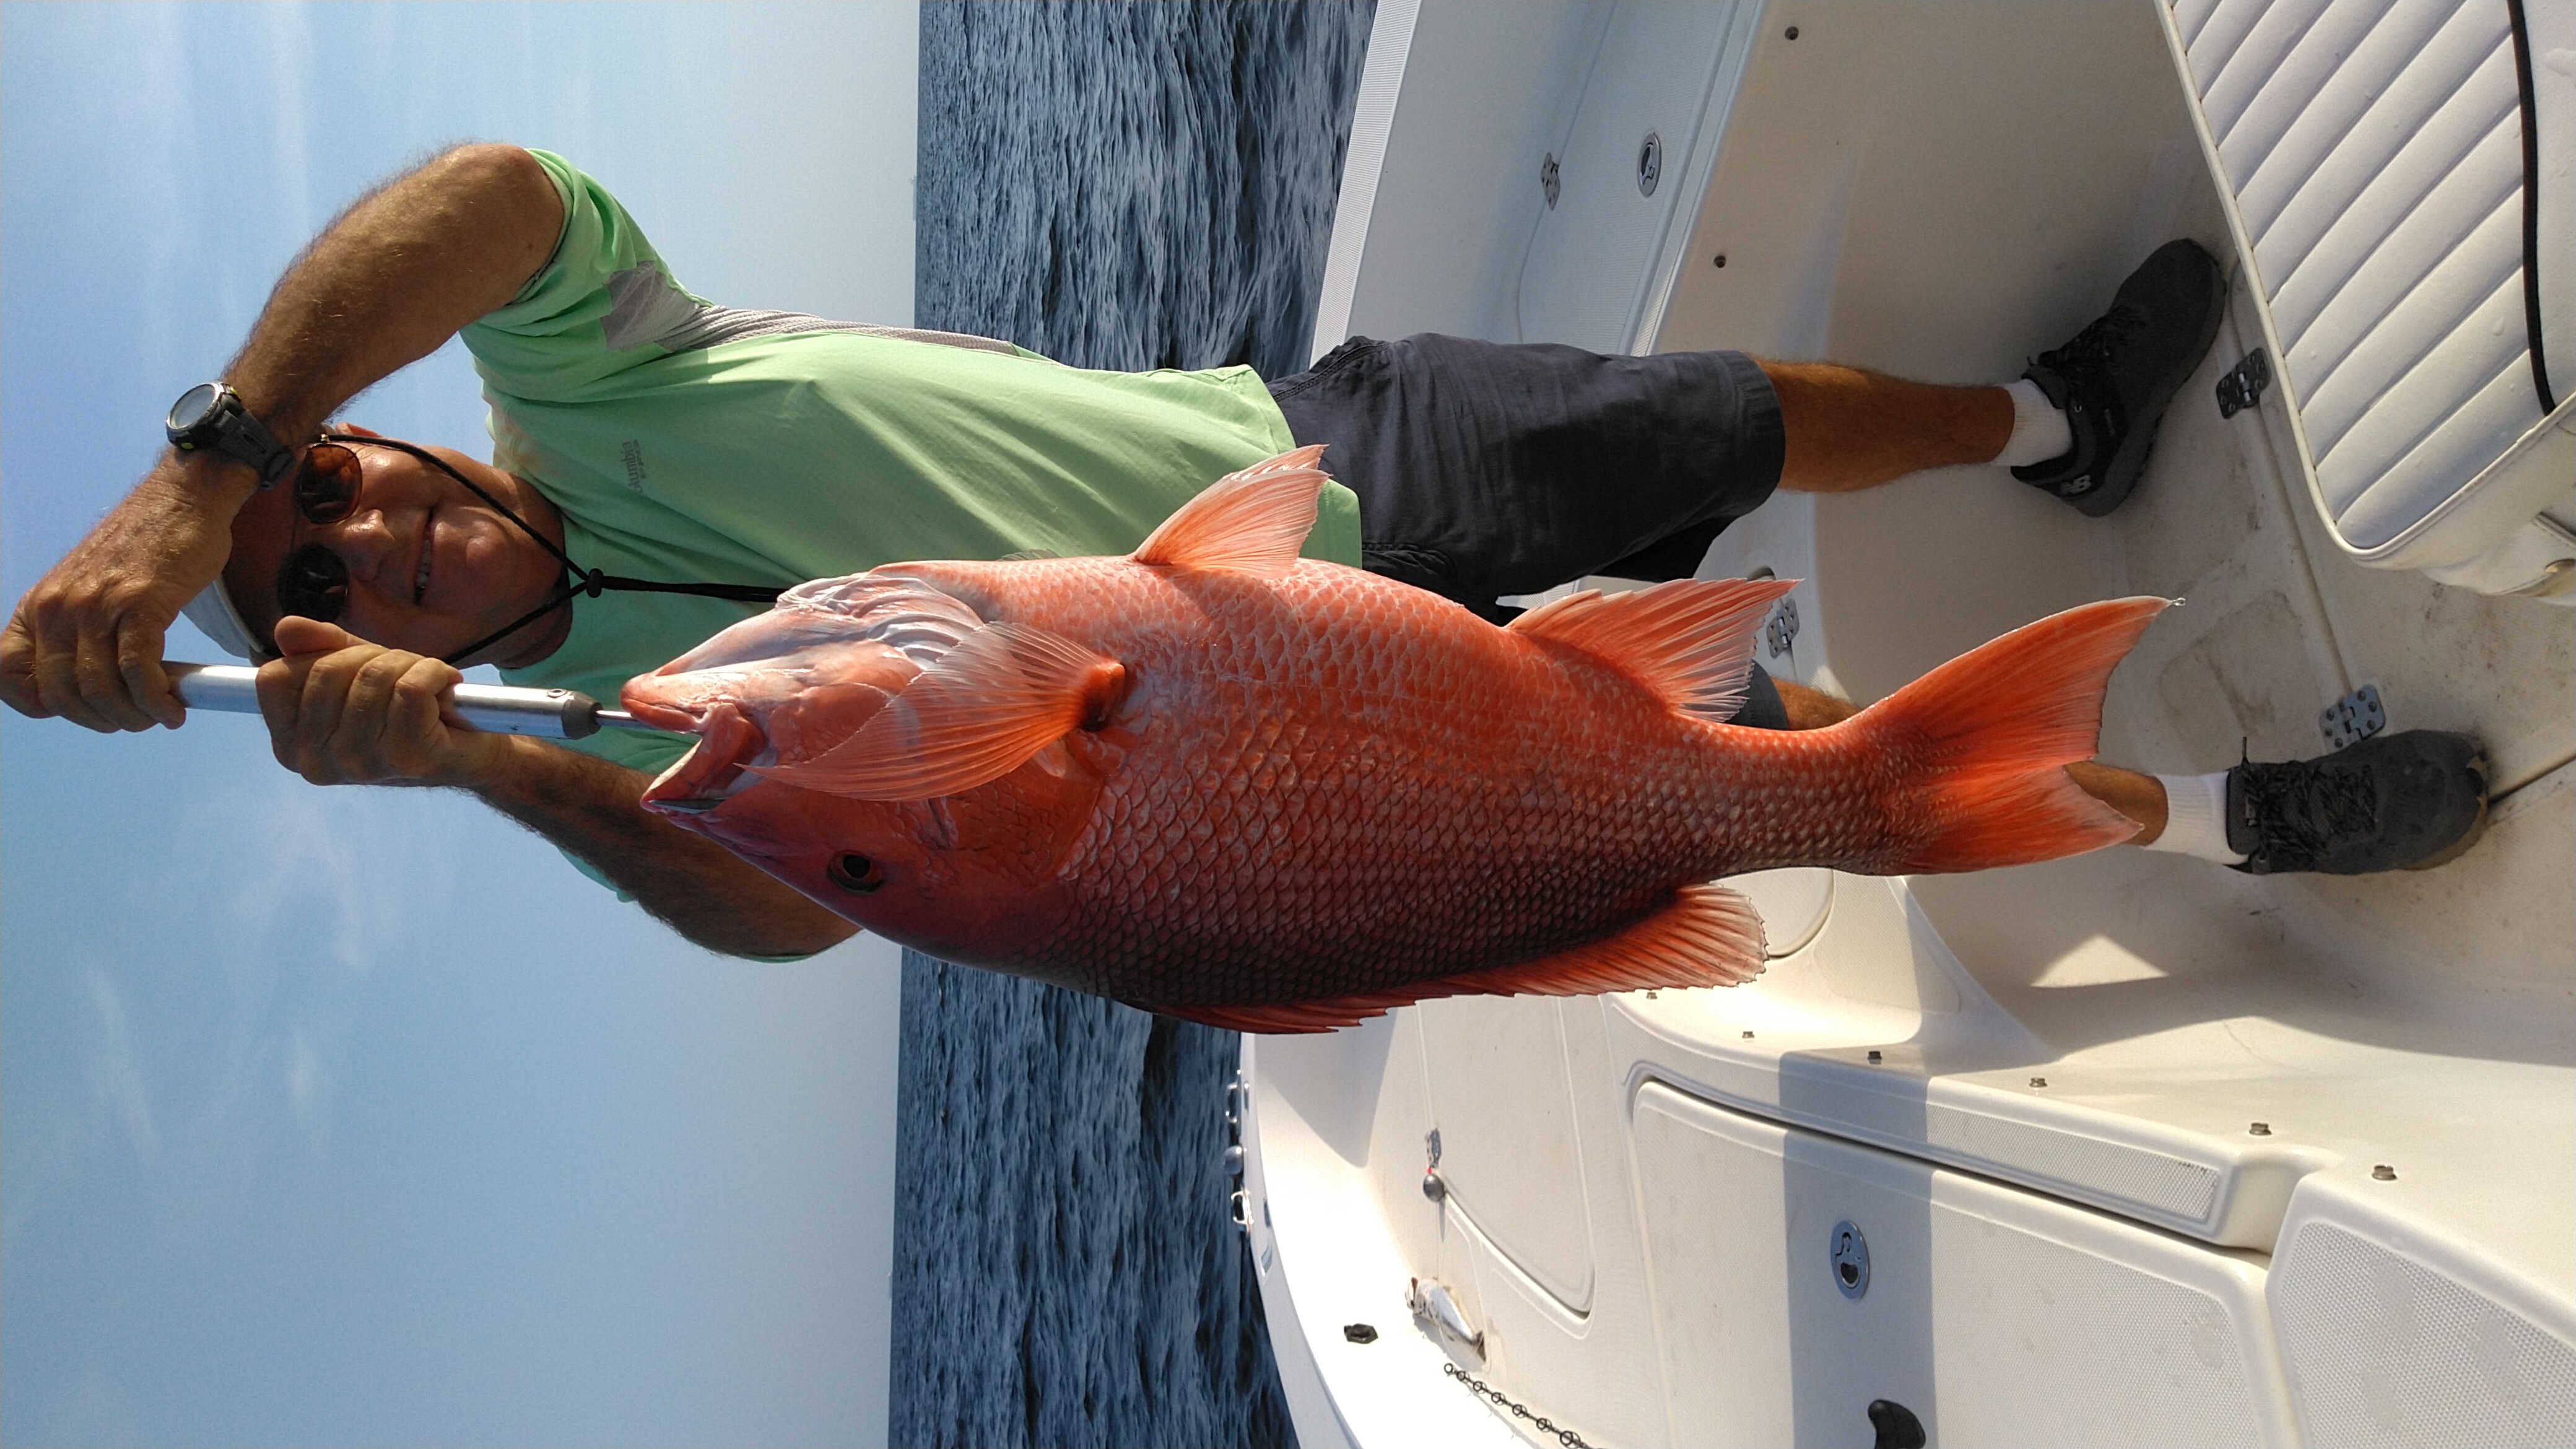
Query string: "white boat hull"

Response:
xmin=1249 ymin=4 xmax=2576 ymax=1445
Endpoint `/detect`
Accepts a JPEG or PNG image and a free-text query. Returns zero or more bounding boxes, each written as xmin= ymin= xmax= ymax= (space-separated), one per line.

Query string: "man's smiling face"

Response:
xmin=223 ymin=430 xmax=572 ymax=666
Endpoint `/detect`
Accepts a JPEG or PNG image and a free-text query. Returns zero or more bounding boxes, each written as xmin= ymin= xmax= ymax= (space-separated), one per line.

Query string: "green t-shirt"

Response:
xmin=472 ymin=149 xmax=1362 ymax=786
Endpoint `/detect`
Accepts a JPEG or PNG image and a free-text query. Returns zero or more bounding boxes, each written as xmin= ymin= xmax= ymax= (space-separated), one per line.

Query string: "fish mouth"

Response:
xmin=617 ymin=681 xmax=710 ymax=735
xmin=645 ymin=794 xmax=723 ymax=814
xmin=638 ymin=783 xmax=811 ymax=860
xmin=638 ymin=702 xmax=769 ymax=812
xmin=640 ymin=764 xmax=743 ymax=817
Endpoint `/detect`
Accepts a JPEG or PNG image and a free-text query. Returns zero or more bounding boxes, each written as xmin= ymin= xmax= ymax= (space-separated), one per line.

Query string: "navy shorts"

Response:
xmin=1269 ymin=333 xmax=1790 ymax=728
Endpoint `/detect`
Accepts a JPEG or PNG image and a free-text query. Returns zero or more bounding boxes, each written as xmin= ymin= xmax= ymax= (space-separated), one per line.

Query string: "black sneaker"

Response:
xmin=2014 ymin=239 xmax=2227 ymax=516
xmin=2226 ymin=731 xmax=2490 ymax=876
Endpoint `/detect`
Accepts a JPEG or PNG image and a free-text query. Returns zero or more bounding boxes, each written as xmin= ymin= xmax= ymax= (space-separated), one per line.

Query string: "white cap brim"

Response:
xmin=181 ymin=577 xmax=270 ymax=661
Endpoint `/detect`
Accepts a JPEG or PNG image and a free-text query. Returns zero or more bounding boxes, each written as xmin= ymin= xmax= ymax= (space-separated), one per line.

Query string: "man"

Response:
xmin=1 ymin=146 xmax=2489 ymax=960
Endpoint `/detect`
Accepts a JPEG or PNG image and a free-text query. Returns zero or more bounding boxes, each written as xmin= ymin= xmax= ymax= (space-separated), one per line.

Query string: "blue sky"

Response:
xmin=2 ymin=4 xmax=919 ymax=1443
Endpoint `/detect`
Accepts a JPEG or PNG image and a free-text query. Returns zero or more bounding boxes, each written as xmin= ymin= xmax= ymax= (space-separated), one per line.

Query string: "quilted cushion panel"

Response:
xmin=2175 ymin=0 xmax=2544 ymax=552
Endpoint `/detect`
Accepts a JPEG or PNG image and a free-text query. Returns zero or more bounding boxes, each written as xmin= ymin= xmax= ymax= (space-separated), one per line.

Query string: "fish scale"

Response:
xmin=624 ymin=449 xmax=2166 ymax=1032
xmin=785 ymin=562 xmax=1823 ymax=996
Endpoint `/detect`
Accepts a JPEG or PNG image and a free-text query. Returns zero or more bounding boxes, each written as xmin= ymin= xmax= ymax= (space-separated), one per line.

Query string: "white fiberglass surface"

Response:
xmin=1642 ymin=0 xmax=2571 ymax=1335
xmin=1651 ymin=0 xmax=2573 ymax=1048
xmin=1629 ymin=1084 xmax=2299 ymax=1448
xmin=1260 ymin=4 xmax=2574 ymax=1444
xmin=1415 ymin=998 xmax=1595 ymax=1313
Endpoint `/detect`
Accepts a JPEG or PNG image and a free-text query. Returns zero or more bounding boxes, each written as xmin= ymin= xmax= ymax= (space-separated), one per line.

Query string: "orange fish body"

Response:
xmin=624 ymin=448 xmax=2165 ymax=1032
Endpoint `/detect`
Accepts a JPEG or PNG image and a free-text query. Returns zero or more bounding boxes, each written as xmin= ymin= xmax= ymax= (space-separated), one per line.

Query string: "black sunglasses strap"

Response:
xmin=439 ymin=571 xmax=786 ymax=669
xmin=442 ymin=585 xmax=582 ymax=668
xmin=580 ymin=572 xmax=781 ymax=604
xmin=318 ymin=432 xmax=588 ymax=579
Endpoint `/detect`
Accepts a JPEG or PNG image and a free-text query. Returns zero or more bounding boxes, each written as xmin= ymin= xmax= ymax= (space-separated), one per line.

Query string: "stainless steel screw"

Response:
xmin=2372 ymin=1164 xmax=2397 ymax=1181
xmin=2248 ymin=1122 xmax=2272 ymax=1136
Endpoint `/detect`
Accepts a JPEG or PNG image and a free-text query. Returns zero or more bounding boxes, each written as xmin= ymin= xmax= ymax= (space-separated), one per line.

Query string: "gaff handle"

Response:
xmin=165 ymin=662 xmax=640 ymax=739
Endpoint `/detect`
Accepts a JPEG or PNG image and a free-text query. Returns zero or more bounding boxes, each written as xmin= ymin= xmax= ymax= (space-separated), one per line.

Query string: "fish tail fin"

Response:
xmin=1849 ymin=596 xmax=2170 ymax=873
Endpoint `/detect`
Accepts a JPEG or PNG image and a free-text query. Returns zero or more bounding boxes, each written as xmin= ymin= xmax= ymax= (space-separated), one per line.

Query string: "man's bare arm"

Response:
xmin=259 ymin=617 xmax=858 ymax=960
xmin=469 ymin=736 xmax=862 ymax=959
xmin=224 ymin=143 xmax=564 ymax=448
xmin=2 ymin=143 xmax=563 ymax=731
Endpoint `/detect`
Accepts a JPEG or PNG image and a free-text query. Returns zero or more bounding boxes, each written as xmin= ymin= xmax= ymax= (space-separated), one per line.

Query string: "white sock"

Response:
xmin=1991 ymin=378 xmax=2073 ymax=468
xmin=2139 ymin=770 xmax=2243 ymax=863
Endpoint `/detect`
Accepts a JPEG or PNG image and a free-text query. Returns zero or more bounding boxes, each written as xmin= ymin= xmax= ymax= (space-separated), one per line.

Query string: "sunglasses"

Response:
xmin=270 ymin=441 xmax=372 ymax=625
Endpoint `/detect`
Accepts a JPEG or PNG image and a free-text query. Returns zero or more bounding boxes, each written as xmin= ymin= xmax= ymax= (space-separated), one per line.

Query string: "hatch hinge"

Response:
xmin=2318 ymin=682 xmax=2386 ymax=752
xmin=1765 ymin=594 xmax=1800 ymax=660
xmin=2216 ymin=347 xmax=2272 ymax=419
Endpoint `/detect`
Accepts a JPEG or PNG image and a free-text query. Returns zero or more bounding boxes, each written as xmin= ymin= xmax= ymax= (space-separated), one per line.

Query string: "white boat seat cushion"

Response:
xmin=2169 ymin=0 xmax=2574 ymax=594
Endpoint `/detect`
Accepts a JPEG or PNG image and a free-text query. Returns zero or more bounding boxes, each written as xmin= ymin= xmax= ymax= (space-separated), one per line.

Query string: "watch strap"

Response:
xmin=216 ymin=400 xmax=297 ymax=489
xmin=170 ymin=383 xmax=297 ymax=489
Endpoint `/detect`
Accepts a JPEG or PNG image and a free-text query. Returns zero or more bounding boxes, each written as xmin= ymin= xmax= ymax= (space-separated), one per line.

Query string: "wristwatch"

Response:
xmin=165 ymin=382 xmax=296 ymax=489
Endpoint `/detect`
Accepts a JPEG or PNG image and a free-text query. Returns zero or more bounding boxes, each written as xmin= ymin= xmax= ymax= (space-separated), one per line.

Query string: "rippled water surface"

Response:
xmin=894 ymin=6 xmax=1374 ymax=1445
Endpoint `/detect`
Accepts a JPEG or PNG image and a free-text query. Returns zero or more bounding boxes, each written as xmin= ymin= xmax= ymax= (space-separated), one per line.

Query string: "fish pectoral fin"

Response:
xmin=1130 ymin=444 xmax=1331 ymax=577
xmin=1507 ymin=577 xmax=1795 ymax=721
xmin=750 ymin=622 xmax=1123 ymax=801
xmin=1146 ymin=884 xmax=1769 ymax=1036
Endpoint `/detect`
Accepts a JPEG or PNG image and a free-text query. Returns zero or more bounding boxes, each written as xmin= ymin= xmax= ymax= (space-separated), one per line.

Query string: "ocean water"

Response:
xmin=894 ymin=6 xmax=1376 ymax=1447
xmin=915 ymin=0 xmax=1372 ymax=379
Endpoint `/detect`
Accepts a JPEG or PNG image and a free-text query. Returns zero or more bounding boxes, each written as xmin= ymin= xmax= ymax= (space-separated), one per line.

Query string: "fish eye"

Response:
xmin=827 ymin=853 xmax=884 ymax=894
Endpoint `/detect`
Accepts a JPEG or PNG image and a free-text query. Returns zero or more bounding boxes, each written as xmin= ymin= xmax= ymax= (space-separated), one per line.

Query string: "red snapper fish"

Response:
xmin=622 ymin=447 xmax=2165 ymax=1032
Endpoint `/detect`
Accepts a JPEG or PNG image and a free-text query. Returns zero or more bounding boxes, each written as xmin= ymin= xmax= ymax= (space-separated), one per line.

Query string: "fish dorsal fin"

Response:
xmin=1508 ymin=577 xmax=1796 ymax=721
xmin=751 ymin=622 xmax=1123 ymax=801
xmin=1136 ymin=884 xmax=1767 ymax=1035
xmin=1130 ymin=444 xmax=1332 ymax=577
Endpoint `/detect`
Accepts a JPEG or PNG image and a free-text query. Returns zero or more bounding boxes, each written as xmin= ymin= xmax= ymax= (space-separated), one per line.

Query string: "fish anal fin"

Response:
xmin=1130 ymin=445 xmax=1332 ymax=577
xmin=1146 ymin=884 xmax=1767 ymax=1036
xmin=751 ymin=622 xmax=1123 ymax=801
xmin=1509 ymin=578 xmax=1796 ymax=720
xmin=1143 ymin=996 xmax=1411 ymax=1035
xmin=1441 ymin=882 xmax=1767 ymax=996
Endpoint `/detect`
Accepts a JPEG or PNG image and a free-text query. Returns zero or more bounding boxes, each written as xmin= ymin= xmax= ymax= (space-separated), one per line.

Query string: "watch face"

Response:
xmin=167 ymin=383 xmax=222 ymax=437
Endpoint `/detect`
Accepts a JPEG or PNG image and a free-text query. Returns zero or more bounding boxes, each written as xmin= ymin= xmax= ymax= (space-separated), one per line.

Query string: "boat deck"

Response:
xmin=1250 ymin=4 xmax=2574 ymax=1446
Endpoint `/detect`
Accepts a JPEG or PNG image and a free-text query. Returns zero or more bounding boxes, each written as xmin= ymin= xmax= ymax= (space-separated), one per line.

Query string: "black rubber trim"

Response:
xmin=2507 ymin=0 xmax=2556 ymax=414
